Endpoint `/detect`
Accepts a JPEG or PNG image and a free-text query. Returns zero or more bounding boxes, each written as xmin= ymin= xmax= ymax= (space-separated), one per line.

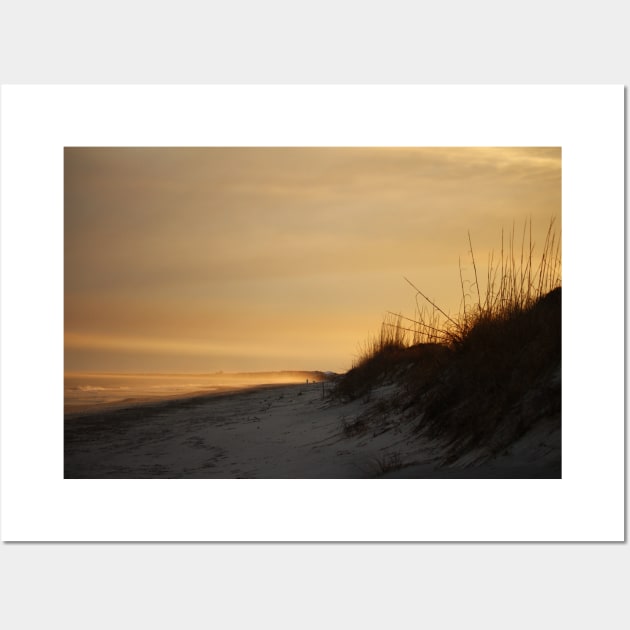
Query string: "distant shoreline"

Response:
xmin=64 ymin=369 xmax=333 ymax=378
xmin=64 ymin=370 xmax=335 ymax=416
xmin=64 ymin=381 xmax=308 ymax=418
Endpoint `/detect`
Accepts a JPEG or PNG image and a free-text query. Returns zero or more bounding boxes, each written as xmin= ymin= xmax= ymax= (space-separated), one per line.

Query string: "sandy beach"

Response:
xmin=64 ymin=380 xmax=560 ymax=479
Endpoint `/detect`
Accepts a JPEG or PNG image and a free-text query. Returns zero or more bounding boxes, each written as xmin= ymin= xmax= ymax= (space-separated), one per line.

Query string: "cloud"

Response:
xmin=65 ymin=147 xmax=561 ymax=373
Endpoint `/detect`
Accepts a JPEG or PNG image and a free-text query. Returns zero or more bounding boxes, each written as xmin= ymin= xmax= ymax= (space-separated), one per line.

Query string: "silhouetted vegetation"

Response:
xmin=334 ymin=219 xmax=561 ymax=461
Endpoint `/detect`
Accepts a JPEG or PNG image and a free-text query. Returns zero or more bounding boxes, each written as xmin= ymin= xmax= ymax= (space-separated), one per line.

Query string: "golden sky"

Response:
xmin=65 ymin=147 xmax=561 ymax=373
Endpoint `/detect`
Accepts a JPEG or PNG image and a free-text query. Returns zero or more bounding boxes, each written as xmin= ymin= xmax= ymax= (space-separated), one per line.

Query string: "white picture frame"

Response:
xmin=0 ymin=85 xmax=624 ymax=541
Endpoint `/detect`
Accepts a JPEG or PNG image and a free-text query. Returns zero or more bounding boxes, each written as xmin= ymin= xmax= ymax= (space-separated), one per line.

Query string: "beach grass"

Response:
xmin=335 ymin=218 xmax=561 ymax=459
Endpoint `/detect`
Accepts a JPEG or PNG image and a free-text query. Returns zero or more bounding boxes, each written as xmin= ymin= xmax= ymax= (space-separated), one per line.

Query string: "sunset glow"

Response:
xmin=65 ymin=147 xmax=561 ymax=374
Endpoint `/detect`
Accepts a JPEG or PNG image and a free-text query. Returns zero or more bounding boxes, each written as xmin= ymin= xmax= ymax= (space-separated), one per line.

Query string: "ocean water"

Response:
xmin=64 ymin=371 xmax=324 ymax=414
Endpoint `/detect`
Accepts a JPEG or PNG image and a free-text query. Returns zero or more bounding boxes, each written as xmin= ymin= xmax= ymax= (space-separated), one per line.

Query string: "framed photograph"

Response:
xmin=0 ymin=85 xmax=624 ymax=541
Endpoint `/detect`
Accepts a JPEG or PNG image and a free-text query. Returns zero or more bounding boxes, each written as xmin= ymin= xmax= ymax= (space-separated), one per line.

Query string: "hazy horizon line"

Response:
xmin=64 ymin=368 xmax=338 ymax=376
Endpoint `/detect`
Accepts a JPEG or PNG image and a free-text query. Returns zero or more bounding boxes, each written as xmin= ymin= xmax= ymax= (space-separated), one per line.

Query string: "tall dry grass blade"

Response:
xmin=468 ymin=230 xmax=481 ymax=310
xmin=459 ymin=255 xmax=467 ymax=321
xmin=403 ymin=276 xmax=460 ymax=330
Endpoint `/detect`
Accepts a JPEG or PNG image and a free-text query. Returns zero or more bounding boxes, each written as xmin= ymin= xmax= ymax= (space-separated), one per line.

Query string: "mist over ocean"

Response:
xmin=64 ymin=371 xmax=326 ymax=414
